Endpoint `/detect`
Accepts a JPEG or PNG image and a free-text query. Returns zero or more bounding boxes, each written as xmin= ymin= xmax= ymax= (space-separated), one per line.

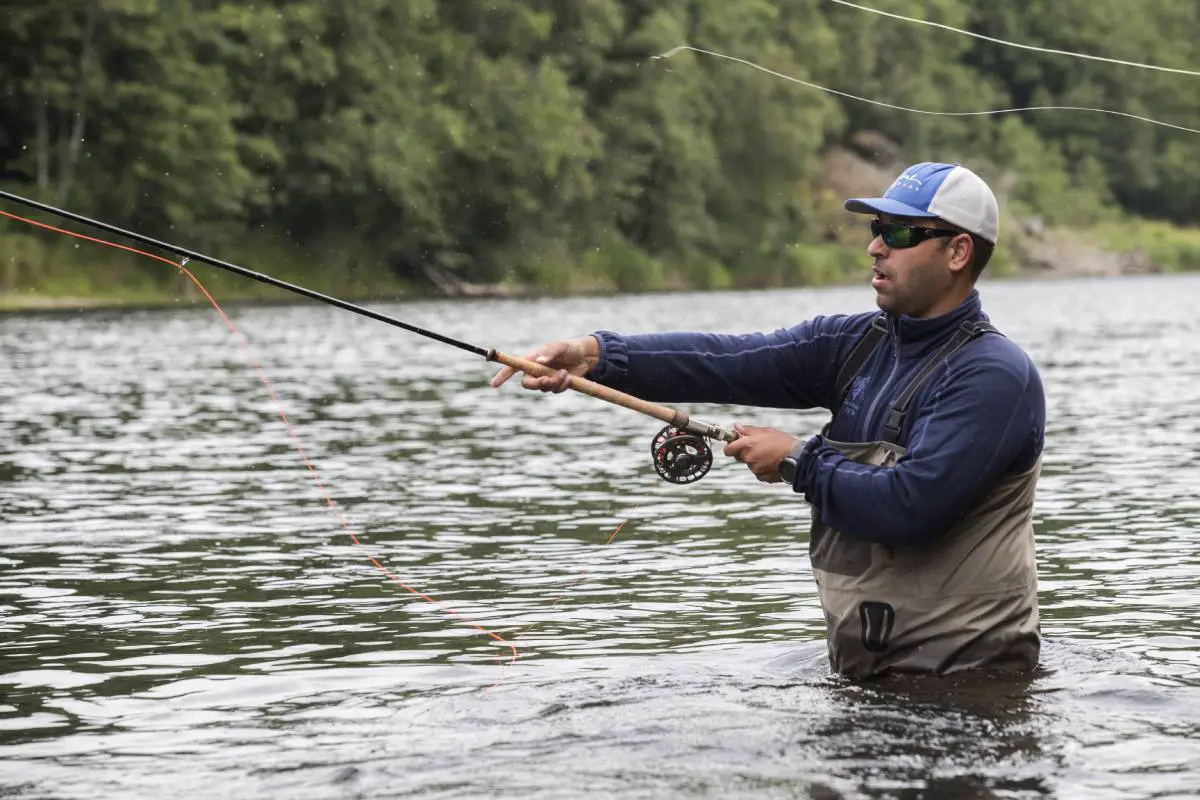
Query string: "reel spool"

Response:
xmin=650 ymin=424 xmax=713 ymax=484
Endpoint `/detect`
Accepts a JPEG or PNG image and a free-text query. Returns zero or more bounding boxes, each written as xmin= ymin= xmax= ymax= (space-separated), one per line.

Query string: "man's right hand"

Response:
xmin=488 ymin=335 xmax=601 ymax=393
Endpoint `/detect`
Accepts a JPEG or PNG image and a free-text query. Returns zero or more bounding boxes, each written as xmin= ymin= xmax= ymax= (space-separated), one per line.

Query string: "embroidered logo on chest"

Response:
xmin=841 ymin=375 xmax=869 ymax=417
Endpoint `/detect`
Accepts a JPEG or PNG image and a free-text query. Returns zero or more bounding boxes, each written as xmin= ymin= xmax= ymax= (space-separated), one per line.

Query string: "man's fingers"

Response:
xmin=520 ymin=369 xmax=572 ymax=393
xmin=755 ymin=465 xmax=781 ymax=483
xmin=489 ymin=365 xmax=517 ymax=388
xmin=520 ymin=374 xmax=548 ymax=391
xmin=490 ymin=339 xmax=589 ymax=392
xmin=490 ymin=345 xmax=556 ymax=389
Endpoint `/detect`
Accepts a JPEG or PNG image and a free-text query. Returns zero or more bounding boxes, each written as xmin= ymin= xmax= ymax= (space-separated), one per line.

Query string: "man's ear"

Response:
xmin=947 ymin=233 xmax=973 ymax=274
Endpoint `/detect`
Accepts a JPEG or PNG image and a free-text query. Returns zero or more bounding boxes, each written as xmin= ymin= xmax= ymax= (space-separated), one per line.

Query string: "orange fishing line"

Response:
xmin=508 ymin=516 xmax=633 ymax=650
xmin=483 ymin=514 xmax=632 ymax=692
xmin=1 ymin=208 xmax=518 ymax=665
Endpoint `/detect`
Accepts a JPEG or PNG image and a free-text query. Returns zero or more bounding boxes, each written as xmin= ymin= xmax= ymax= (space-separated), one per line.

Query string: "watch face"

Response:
xmin=779 ymin=457 xmax=798 ymax=484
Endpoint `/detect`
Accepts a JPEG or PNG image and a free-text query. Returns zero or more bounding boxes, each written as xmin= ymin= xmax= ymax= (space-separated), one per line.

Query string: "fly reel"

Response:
xmin=650 ymin=424 xmax=713 ymax=484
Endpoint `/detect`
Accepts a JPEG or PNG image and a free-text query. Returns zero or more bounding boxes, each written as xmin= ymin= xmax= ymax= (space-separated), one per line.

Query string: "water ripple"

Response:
xmin=2 ymin=276 xmax=1199 ymax=797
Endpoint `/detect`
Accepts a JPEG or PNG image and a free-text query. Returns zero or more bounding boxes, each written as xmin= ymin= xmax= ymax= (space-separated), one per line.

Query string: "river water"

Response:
xmin=1 ymin=274 xmax=1198 ymax=799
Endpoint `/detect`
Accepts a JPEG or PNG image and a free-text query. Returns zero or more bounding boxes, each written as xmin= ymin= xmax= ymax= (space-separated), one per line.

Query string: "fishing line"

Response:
xmin=0 ymin=189 xmax=737 ymax=484
xmin=652 ymin=46 xmax=1200 ymax=135
xmin=485 ymin=513 xmax=635 ymax=692
xmin=829 ymin=0 xmax=1200 ymax=78
xmin=509 ymin=517 xmax=633 ymax=645
xmin=0 ymin=206 xmax=520 ymax=666
xmin=0 ymin=191 xmax=487 ymax=356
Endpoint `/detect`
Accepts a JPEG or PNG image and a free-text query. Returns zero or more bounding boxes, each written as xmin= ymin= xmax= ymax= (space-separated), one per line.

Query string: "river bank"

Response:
xmin=2 ymin=210 xmax=1198 ymax=314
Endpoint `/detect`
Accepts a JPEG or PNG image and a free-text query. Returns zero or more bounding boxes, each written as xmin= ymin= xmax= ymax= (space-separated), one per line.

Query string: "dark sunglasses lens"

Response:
xmin=872 ymin=221 xmax=916 ymax=248
xmin=887 ymin=227 xmax=917 ymax=248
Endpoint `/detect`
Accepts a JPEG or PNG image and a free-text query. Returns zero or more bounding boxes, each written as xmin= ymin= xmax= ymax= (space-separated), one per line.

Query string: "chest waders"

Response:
xmin=812 ymin=317 xmax=1041 ymax=678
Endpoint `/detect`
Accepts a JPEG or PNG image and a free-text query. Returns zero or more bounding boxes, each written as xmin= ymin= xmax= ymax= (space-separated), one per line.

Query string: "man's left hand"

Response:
xmin=724 ymin=424 xmax=800 ymax=483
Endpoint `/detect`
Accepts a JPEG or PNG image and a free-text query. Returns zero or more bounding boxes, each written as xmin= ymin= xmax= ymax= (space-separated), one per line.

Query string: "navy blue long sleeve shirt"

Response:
xmin=587 ymin=291 xmax=1045 ymax=547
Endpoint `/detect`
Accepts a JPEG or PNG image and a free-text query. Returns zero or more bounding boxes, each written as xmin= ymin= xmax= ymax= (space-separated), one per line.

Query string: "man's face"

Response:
xmin=867 ymin=214 xmax=962 ymax=319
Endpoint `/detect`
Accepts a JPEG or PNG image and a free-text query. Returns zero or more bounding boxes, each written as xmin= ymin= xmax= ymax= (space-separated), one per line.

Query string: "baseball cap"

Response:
xmin=844 ymin=162 xmax=1000 ymax=244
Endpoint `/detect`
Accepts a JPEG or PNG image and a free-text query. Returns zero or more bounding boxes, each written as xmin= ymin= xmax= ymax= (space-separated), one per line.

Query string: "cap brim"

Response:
xmin=844 ymin=197 xmax=939 ymax=218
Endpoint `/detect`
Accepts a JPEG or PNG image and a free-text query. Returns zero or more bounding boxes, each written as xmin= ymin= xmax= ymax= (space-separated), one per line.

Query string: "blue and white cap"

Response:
xmin=844 ymin=162 xmax=1000 ymax=244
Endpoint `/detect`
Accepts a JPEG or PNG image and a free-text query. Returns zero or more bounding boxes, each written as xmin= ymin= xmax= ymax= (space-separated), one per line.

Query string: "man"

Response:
xmin=490 ymin=162 xmax=1046 ymax=679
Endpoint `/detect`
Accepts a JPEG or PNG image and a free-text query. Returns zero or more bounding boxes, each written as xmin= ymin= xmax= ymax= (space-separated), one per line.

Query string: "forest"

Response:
xmin=1 ymin=0 xmax=1198 ymax=305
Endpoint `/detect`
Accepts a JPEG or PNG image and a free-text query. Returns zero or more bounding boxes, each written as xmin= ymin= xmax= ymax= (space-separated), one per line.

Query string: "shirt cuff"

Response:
xmin=794 ymin=434 xmax=838 ymax=495
xmin=586 ymin=330 xmax=629 ymax=386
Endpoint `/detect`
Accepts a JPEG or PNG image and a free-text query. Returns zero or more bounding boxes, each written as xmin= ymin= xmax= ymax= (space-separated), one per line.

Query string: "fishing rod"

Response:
xmin=0 ymin=188 xmax=735 ymax=483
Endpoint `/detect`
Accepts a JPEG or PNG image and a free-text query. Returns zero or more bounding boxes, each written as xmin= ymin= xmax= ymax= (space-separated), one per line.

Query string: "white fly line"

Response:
xmin=652 ymin=46 xmax=1200 ymax=135
xmin=828 ymin=0 xmax=1200 ymax=79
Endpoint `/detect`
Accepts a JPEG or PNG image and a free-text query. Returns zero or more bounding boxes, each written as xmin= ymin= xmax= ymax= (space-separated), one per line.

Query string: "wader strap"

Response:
xmin=831 ymin=314 xmax=889 ymax=417
xmin=881 ymin=320 xmax=1000 ymax=444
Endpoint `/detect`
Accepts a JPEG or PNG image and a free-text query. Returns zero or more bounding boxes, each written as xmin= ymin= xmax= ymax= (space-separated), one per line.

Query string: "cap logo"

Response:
xmin=890 ymin=172 xmax=924 ymax=192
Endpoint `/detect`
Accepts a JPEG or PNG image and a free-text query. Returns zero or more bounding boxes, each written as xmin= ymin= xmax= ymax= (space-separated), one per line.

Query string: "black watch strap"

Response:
xmin=777 ymin=440 xmax=806 ymax=485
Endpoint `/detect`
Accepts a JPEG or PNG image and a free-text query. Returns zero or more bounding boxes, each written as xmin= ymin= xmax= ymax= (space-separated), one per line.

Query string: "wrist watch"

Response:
xmin=777 ymin=441 xmax=806 ymax=485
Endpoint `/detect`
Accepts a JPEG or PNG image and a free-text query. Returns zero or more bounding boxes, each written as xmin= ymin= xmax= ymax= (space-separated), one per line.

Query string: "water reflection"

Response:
xmin=812 ymin=671 xmax=1053 ymax=798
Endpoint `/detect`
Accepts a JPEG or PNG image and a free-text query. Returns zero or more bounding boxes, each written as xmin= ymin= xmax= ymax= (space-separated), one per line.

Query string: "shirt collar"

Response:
xmin=889 ymin=290 xmax=985 ymax=344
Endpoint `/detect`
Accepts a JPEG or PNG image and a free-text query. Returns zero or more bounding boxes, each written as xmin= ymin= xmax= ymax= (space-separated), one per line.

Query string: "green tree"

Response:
xmin=968 ymin=0 xmax=1200 ymax=223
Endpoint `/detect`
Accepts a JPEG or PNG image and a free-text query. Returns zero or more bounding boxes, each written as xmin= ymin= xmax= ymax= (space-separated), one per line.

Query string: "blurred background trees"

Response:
xmin=1 ymin=0 xmax=1197 ymax=297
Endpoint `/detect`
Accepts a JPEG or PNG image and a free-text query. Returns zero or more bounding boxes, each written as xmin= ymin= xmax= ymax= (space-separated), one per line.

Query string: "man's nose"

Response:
xmin=868 ymin=235 xmax=887 ymax=258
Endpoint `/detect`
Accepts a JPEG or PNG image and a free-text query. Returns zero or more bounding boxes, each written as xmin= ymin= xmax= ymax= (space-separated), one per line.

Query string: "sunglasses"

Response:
xmin=870 ymin=219 xmax=962 ymax=249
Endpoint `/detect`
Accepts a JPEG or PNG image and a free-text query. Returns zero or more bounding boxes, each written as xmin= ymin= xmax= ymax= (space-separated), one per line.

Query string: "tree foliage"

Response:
xmin=1 ymin=0 xmax=1196 ymax=292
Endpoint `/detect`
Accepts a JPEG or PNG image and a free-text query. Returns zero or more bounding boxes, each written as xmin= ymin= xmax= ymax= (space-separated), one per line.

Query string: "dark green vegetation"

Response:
xmin=1 ymin=0 xmax=1198 ymax=306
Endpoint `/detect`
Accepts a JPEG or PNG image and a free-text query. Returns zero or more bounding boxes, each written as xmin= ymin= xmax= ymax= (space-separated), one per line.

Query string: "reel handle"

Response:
xmin=651 ymin=425 xmax=715 ymax=484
